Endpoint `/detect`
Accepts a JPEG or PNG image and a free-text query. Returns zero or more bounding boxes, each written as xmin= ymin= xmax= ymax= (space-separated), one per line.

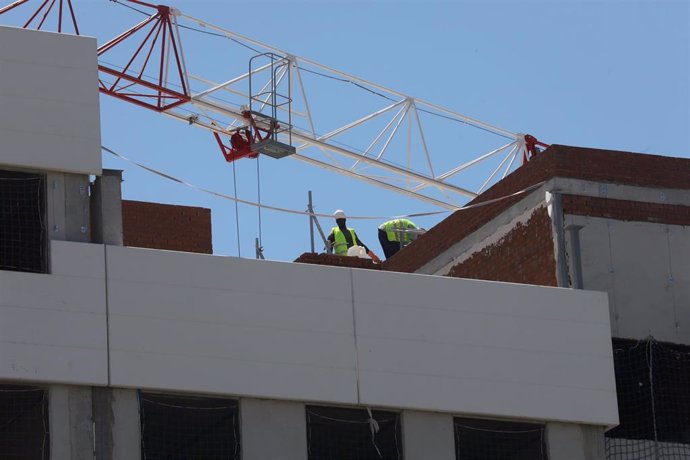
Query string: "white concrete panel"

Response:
xmin=570 ymin=217 xmax=619 ymax=334
xmin=0 ymin=26 xmax=101 ymax=175
xmin=403 ymin=411 xmax=455 ymax=460
xmin=608 ymin=220 xmax=676 ymax=341
xmin=106 ymin=246 xmax=358 ymax=404
xmin=576 ymin=216 xmax=690 ymax=343
xmin=241 ymin=398 xmax=308 ymax=460
xmin=0 ymin=241 xmax=107 ymax=384
xmin=352 ymin=270 xmax=618 ymax=426
xmin=669 ymin=226 xmax=690 ymax=344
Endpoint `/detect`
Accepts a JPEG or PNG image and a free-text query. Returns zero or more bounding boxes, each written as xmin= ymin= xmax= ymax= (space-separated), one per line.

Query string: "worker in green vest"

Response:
xmin=378 ymin=218 xmax=421 ymax=259
xmin=327 ymin=210 xmax=371 ymax=256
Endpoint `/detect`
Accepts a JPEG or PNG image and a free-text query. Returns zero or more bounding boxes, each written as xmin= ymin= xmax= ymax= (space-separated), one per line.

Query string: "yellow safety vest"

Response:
xmin=331 ymin=227 xmax=358 ymax=255
xmin=381 ymin=219 xmax=416 ymax=243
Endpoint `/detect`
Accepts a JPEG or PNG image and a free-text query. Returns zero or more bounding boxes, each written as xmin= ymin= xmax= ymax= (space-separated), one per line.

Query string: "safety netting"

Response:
xmin=606 ymin=337 xmax=690 ymax=459
xmin=454 ymin=417 xmax=546 ymax=459
xmin=306 ymin=405 xmax=402 ymax=460
xmin=0 ymin=385 xmax=49 ymax=460
xmin=139 ymin=392 xmax=240 ymax=460
xmin=0 ymin=170 xmax=46 ymax=273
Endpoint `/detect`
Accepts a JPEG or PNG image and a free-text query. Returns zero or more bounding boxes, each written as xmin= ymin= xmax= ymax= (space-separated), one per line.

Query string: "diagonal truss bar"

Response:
xmin=411 ymin=102 xmax=435 ymax=178
xmin=178 ymin=12 xmax=517 ymax=140
xmin=412 ymin=141 xmax=516 ymax=192
xmin=0 ymin=0 xmax=79 ymax=33
xmin=97 ymin=4 xmax=190 ymax=112
xmin=477 ymin=144 xmax=519 ymax=193
xmin=165 ymin=100 xmax=478 ymax=200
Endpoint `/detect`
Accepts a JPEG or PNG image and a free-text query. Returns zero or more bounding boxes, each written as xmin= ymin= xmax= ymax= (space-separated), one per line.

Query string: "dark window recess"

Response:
xmin=454 ymin=417 xmax=546 ymax=460
xmin=140 ymin=392 xmax=240 ymax=460
xmin=306 ymin=405 xmax=402 ymax=460
xmin=0 ymin=385 xmax=50 ymax=460
xmin=606 ymin=337 xmax=690 ymax=459
xmin=0 ymin=170 xmax=46 ymax=273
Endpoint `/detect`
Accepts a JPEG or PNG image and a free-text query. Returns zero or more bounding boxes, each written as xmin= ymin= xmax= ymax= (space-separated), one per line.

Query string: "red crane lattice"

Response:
xmin=97 ymin=1 xmax=190 ymax=112
xmin=0 ymin=0 xmax=79 ymax=34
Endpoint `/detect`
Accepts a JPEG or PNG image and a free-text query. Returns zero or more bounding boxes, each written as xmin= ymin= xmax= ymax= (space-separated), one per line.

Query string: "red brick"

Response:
xmin=122 ymin=200 xmax=213 ymax=254
xmin=293 ymin=252 xmax=381 ymax=270
xmin=384 ymin=145 xmax=690 ymax=274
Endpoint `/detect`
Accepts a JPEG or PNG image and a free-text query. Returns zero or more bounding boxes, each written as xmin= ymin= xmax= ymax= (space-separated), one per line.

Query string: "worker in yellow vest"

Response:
xmin=378 ymin=218 xmax=421 ymax=259
xmin=327 ymin=210 xmax=371 ymax=256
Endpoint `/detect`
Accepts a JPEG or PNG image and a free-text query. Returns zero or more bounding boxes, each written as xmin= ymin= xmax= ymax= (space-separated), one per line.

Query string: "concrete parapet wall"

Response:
xmin=0 ymin=241 xmax=618 ymax=426
xmin=0 ymin=26 xmax=101 ymax=175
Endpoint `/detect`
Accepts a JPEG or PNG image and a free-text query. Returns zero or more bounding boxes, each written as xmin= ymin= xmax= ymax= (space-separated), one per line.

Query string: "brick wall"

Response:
xmin=122 ymin=200 xmax=212 ymax=254
xmin=563 ymin=195 xmax=690 ymax=226
xmin=446 ymin=207 xmax=557 ymax=286
xmin=384 ymin=144 xmax=690 ymax=274
xmin=294 ymin=252 xmax=380 ymax=270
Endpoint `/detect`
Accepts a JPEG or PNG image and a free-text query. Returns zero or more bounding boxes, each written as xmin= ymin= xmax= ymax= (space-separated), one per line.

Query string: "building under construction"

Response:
xmin=0 ymin=8 xmax=689 ymax=460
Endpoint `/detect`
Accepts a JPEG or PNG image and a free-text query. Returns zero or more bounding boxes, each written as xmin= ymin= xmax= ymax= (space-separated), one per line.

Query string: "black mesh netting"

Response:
xmin=0 ymin=171 xmax=46 ymax=273
xmin=140 ymin=392 xmax=240 ymax=460
xmin=454 ymin=417 xmax=546 ymax=459
xmin=0 ymin=385 xmax=49 ymax=460
xmin=306 ymin=405 xmax=402 ymax=460
xmin=606 ymin=337 xmax=690 ymax=459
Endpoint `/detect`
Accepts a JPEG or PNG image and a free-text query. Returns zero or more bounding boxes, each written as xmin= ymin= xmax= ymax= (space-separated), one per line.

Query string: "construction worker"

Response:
xmin=378 ymin=218 xmax=421 ymax=259
xmin=327 ymin=210 xmax=370 ymax=256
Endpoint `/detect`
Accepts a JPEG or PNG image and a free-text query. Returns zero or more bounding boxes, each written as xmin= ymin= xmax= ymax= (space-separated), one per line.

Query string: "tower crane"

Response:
xmin=0 ymin=0 xmax=549 ymax=210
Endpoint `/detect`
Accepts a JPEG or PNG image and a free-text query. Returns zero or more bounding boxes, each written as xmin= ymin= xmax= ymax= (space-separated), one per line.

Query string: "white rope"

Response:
xmin=366 ymin=406 xmax=383 ymax=458
xmin=102 ymin=145 xmax=545 ymax=220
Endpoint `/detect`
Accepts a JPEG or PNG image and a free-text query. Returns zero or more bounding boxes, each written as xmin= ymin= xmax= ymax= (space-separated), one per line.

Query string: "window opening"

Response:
xmin=306 ymin=405 xmax=402 ymax=460
xmin=0 ymin=384 xmax=50 ymax=460
xmin=0 ymin=170 xmax=46 ymax=273
xmin=606 ymin=337 xmax=690 ymax=459
xmin=454 ymin=417 xmax=546 ymax=460
xmin=139 ymin=392 xmax=240 ymax=460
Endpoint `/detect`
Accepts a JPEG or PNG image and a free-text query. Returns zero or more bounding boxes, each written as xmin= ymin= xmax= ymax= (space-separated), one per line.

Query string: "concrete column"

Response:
xmin=49 ymin=385 xmax=94 ymax=460
xmin=90 ymin=170 xmax=123 ymax=246
xmin=402 ymin=410 xmax=455 ymax=460
xmin=240 ymin=398 xmax=307 ymax=460
xmin=112 ymin=389 xmax=141 ymax=460
xmin=46 ymin=172 xmax=91 ymax=243
xmin=92 ymin=388 xmax=140 ymax=460
xmin=46 ymin=172 xmax=67 ymax=241
xmin=92 ymin=388 xmax=113 ymax=460
xmin=547 ymin=422 xmax=606 ymax=460
xmin=64 ymin=173 xmax=91 ymax=242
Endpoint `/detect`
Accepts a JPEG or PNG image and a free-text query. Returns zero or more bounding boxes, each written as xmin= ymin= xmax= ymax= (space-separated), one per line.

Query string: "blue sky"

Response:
xmin=4 ymin=0 xmax=689 ymax=261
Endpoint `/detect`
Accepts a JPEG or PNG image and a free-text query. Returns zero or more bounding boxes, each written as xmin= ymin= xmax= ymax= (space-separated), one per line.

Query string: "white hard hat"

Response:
xmin=333 ymin=209 xmax=346 ymax=219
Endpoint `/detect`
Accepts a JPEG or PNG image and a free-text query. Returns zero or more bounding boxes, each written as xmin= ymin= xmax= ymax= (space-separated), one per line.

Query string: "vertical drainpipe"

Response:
xmin=550 ymin=191 xmax=570 ymax=288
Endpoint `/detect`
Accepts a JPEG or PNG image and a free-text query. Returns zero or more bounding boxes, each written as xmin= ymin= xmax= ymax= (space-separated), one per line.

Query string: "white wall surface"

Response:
xmin=0 ymin=26 xmax=101 ymax=175
xmin=569 ymin=215 xmax=690 ymax=344
xmin=106 ymin=246 xmax=359 ymax=404
xmin=351 ymin=269 xmax=617 ymax=426
xmin=105 ymin=245 xmax=617 ymax=426
xmin=0 ymin=241 xmax=108 ymax=385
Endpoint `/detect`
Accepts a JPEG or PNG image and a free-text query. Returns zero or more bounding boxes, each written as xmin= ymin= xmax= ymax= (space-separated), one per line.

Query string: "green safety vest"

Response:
xmin=331 ymin=227 xmax=358 ymax=255
xmin=381 ymin=219 xmax=416 ymax=243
